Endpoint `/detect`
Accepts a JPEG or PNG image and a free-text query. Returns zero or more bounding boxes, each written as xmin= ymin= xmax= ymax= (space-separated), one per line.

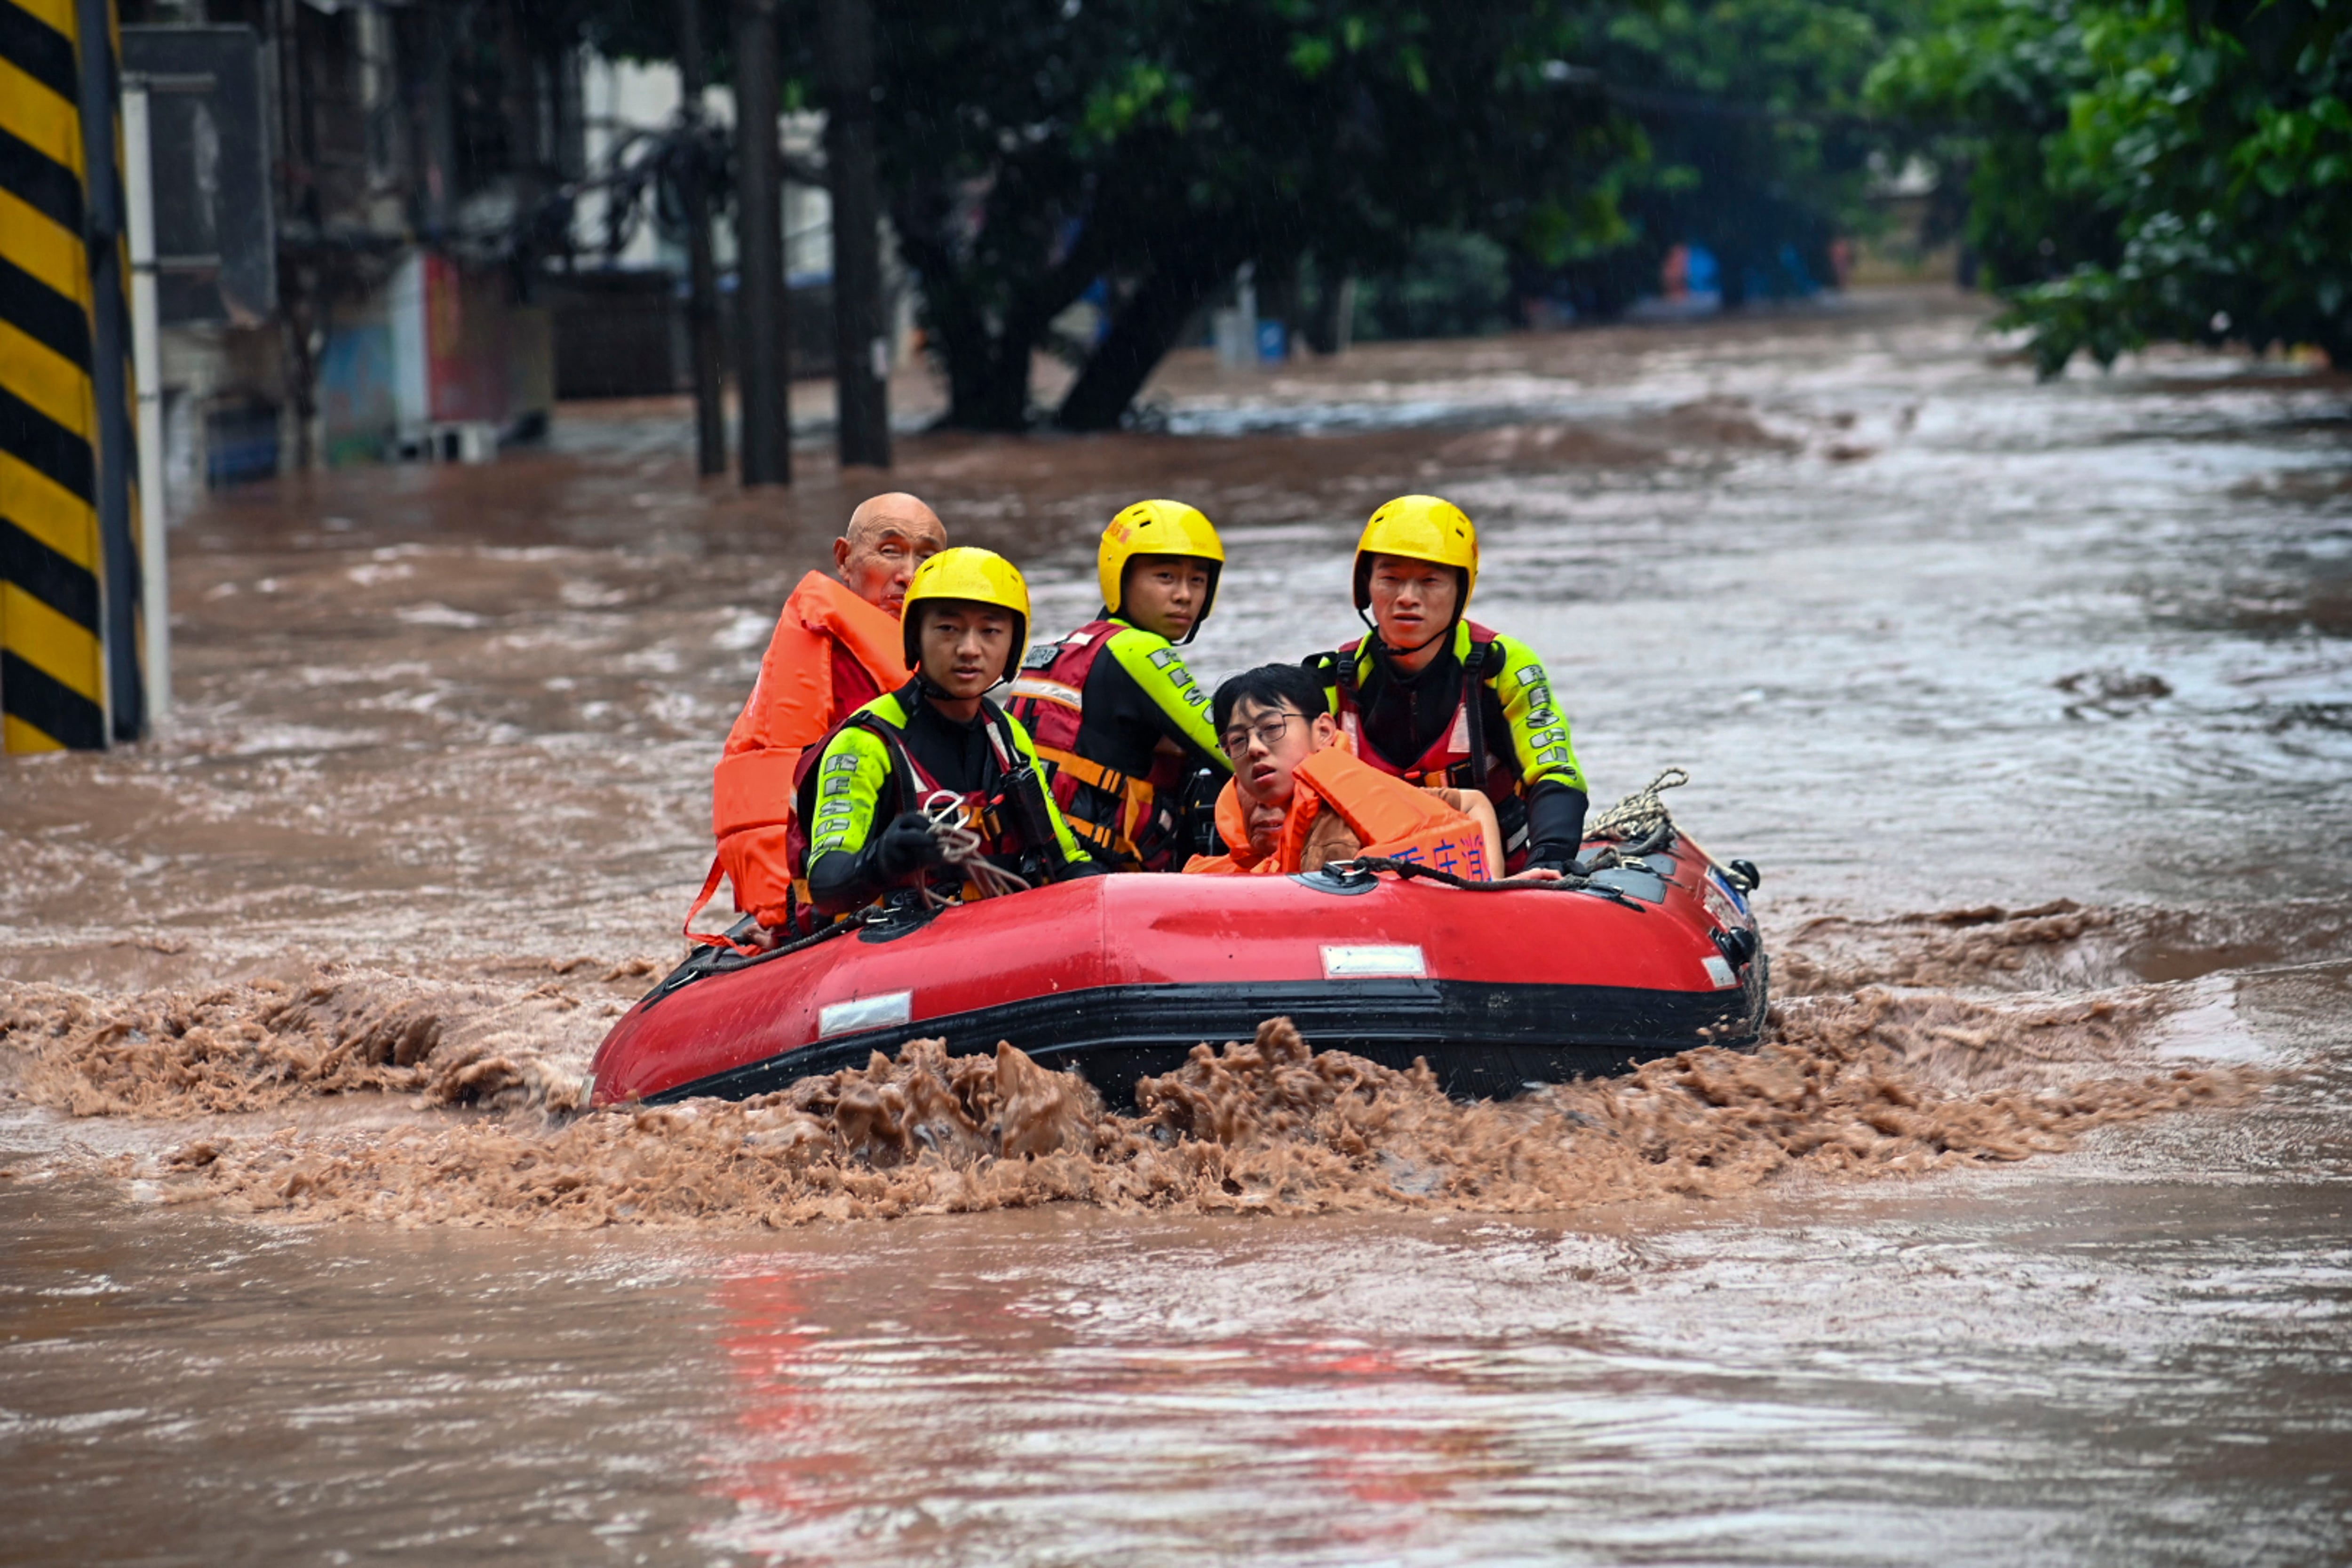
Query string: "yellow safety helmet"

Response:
xmin=902 ymin=547 xmax=1032 ymax=677
xmin=1351 ymin=493 xmax=1479 ymax=617
xmin=1098 ymin=499 xmax=1225 ymax=641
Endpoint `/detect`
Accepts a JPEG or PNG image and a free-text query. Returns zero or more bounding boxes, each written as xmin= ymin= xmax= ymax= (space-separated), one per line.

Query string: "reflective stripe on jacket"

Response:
xmin=1321 ymin=620 xmax=1586 ymax=804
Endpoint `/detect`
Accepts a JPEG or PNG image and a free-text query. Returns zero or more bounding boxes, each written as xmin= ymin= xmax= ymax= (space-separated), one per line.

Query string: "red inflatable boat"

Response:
xmin=588 ymin=826 xmax=1769 ymax=1109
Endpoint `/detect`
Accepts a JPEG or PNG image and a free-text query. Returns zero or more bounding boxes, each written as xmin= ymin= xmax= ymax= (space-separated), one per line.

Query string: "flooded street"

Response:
xmin=3 ymin=289 xmax=2348 ymax=1563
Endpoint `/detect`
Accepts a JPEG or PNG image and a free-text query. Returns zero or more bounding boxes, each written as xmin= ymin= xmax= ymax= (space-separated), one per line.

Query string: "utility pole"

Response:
xmin=75 ymin=0 xmax=143 ymax=740
xmin=123 ymin=79 xmax=170 ymax=717
xmin=820 ymin=0 xmax=889 ymax=469
xmin=732 ymin=0 xmax=790 ymax=486
xmin=676 ymin=0 xmax=726 ymax=477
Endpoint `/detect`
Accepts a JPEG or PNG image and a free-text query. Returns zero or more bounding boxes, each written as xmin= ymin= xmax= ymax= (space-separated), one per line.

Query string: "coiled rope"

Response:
xmin=1584 ymin=766 xmax=1690 ymax=843
xmin=1335 ymin=767 xmax=1698 ymax=899
xmin=918 ymin=790 xmax=1032 ymax=905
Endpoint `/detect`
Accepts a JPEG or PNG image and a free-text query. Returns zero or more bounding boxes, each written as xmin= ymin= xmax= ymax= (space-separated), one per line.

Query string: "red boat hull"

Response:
xmin=590 ymin=837 xmax=1767 ymax=1108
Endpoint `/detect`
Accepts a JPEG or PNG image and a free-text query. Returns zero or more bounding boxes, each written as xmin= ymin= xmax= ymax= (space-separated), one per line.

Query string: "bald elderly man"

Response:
xmin=691 ymin=494 xmax=948 ymax=937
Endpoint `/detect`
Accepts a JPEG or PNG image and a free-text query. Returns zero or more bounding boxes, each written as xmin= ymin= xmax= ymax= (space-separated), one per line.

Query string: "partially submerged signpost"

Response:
xmin=1 ymin=0 xmax=136 ymax=751
xmin=0 ymin=14 xmax=271 ymax=752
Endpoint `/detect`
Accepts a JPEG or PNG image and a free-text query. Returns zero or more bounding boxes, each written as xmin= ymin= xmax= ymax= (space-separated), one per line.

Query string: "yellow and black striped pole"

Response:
xmin=0 ymin=0 xmax=141 ymax=752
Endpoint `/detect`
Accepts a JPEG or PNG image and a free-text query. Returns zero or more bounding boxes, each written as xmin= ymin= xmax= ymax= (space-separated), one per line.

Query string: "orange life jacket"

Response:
xmin=690 ymin=572 xmax=911 ymax=937
xmin=1180 ymin=778 xmax=1281 ymax=876
xmin=1184 ymin=742 xmax=1494 ymax=880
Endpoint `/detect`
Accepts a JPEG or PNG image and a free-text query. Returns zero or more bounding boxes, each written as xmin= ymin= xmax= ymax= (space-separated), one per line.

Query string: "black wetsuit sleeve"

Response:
xmin=808 ymin=837 xmax=890 ymax=915
xmin=1523 ymin=780 xmax=1589 ymax=870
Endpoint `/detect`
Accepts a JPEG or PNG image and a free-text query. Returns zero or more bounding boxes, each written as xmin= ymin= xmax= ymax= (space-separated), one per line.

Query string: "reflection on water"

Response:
xmin=5 ymin=1173 xmax=2346 ymax=1565
xmin=3 ymin=289 xmax=2348 ymax=1562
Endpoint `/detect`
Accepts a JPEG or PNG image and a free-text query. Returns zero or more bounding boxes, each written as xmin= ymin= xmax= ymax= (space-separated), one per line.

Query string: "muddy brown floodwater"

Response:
xmin=4 ymin=289 xmax=2349 ymax=1564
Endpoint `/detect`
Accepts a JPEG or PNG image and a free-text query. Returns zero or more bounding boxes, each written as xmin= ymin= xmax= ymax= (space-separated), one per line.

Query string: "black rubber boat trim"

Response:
xmin=640 ymin=959 xmax=1769 ymax=1110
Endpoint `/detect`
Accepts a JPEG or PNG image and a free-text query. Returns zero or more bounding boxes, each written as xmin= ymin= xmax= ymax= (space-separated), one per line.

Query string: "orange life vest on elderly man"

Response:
xmin=1182 ymin=662 xmax=1496 ymax=879
xmin=691 ymin=494 xmax=946 ymax=933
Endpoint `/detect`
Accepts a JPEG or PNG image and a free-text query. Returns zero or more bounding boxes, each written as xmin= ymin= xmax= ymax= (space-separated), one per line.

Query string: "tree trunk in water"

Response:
xmin=1054 ymin=252 xmax=1235 ymax=432
xmin=1717 ymin=245 xmax=1750 ymax=310
xmin=890 ymin=219 xmax=1032 ymax=431
xmin=677 ymin=0 xmax=726 ymax=477
xmin=1304 ymin=269 xmax=1355 ymax=355
xmin=820 ymin=0 xmax=890 ymax=467
xmin=946 ymin=350 xmax=1031 ymax=432
xmin=733 ymin=0 xmax=790 ymax=485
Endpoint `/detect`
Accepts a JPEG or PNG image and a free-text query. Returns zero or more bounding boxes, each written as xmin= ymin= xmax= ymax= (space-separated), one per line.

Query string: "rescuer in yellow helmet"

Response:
xmin=1306 ymin=495 xmax=1590 ymax=875
xmin=797 ymin=548 xmax=1101 ymax=915
xmin=1006 ymin=500 xmax=1233 ymax=871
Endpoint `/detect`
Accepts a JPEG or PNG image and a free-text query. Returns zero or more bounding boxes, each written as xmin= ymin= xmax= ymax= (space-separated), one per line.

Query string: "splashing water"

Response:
xmin=2 ymin=918 xmax=2254 ymax=1228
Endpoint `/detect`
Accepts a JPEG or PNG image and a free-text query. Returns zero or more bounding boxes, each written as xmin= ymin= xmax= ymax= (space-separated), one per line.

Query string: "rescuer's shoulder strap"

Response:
xmin=984 ymin=701 xmax=1081 ymax=878
xmin=1462 ymin=633 xmax=1499 ymax=793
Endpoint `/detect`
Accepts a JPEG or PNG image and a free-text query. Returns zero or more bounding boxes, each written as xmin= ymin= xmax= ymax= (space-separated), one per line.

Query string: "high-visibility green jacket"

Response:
xmin=798 ymin=683 xmax=1094 ymax=913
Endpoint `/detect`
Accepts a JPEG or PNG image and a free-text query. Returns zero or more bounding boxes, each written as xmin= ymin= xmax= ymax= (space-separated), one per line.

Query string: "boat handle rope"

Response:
xmin=1334 ymin=766 xmax=1726 ymax=904
xmin=1585 ymin=766 xmax=1762 ymax=891
xmin=1337 ymin=854 xmax=1565 ymax=891
xmin=1333 ymin=855 xmax=1647 ymax=910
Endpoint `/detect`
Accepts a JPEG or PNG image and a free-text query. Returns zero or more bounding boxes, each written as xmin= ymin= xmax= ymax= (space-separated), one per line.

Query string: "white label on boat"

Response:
xmin=818 ymin=990 xmax=914 ymax=1038
xmin=1702 ymin=955 xmax=1740 ymax=989
xmin=1322 ymin=944 xmax=1427 ymax=979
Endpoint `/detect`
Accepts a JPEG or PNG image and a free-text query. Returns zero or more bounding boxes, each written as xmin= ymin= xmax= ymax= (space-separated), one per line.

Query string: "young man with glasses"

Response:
xmin=1184 ymin=664 xmax=1538 ymax=882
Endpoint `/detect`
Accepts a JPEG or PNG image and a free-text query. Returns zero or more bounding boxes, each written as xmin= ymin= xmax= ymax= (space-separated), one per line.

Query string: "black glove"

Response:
xmin=1521 ymin=782 xmax=1589 ymax=873
xmin=874 ymin=811 xmax=947 ymax=878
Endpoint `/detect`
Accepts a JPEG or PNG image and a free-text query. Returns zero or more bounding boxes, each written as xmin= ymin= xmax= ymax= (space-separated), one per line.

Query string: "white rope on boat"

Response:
xmin=1585 ymin=766 xmax=1690 ymax=843
xmin=919 ymin=789 xmax=1032 ymax=905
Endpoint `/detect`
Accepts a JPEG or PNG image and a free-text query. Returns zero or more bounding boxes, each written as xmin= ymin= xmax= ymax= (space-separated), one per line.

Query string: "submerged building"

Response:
xmin=122 ymin=0 xmax=858 ymax=509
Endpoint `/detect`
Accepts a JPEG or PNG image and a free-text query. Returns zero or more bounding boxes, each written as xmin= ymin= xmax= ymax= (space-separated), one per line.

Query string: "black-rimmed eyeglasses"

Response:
xmin=1219 ymin=714 xmax=1297 ymax=757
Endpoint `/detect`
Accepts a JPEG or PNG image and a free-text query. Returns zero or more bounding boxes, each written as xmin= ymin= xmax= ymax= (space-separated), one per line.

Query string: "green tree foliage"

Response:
xmin=863 ymin=0 xmax=1635 ymax=429
xmin=1351 ymin=232 xmax=1517 ymax=339
xmin=578 ymin=0 xmax=1934 ymax=428
xmin=576 ymin=0 xmax=1635 ymax=426
xmin=1555 ymin=0 xmax=1920 ymax=314
xmin=1871 ymin=0 xmax=2352 ymax=373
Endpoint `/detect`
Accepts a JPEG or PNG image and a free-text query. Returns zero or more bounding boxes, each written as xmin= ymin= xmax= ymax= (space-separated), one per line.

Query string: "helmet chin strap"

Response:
xmin=914 ymin=667 xmax=999 ymax=703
